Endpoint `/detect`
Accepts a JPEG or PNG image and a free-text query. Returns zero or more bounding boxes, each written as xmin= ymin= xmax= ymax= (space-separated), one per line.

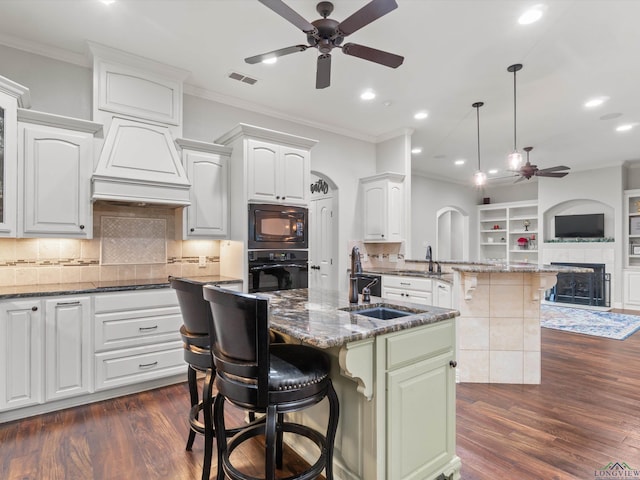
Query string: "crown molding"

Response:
xmin=0 ymin=33 xmax=89 ymax=67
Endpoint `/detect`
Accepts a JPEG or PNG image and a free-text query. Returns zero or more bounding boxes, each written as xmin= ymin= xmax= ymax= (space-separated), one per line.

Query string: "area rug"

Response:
xmin=540 ymin=304 xmax=640 ymax=340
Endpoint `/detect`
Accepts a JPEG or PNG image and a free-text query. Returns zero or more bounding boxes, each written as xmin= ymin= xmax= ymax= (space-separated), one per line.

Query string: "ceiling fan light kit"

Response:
xmin=247 ymin=0 xmax=405 ymax=88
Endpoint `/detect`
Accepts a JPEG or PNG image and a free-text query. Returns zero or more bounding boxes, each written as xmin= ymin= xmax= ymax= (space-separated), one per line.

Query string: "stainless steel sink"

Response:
xmin=340 ymin=303 xmax=424 ymax=320
xmin=353 ymin=307 xmax=412 ymax=320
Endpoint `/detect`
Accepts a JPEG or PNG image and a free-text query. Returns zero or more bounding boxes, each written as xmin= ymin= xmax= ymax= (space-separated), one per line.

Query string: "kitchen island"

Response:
xmin=259 ymin=288 xmax=461 ymax=480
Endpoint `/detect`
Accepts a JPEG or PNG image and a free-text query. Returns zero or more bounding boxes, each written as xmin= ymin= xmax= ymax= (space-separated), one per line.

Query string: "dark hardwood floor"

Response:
xmin=2 ymin=317 xmax=640 ymax=479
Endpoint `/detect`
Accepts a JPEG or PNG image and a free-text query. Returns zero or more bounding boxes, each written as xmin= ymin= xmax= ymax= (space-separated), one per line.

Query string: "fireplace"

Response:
xmin=546 ymin=262 xmax=610 ymax=307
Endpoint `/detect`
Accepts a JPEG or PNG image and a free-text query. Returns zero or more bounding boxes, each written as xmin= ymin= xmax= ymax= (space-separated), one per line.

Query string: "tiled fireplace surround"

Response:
xmin=0 ymin=204 xmax=221 ymax=287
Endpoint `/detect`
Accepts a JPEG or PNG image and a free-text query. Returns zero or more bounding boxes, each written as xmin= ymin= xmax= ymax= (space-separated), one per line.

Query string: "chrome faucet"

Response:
xmin=348 ymin=246 xmax=362 ymax=303
xmin=426 ymin=245 xmax=434 ymax=272
xmin=351 ymin=246 xmax=363 ymax=274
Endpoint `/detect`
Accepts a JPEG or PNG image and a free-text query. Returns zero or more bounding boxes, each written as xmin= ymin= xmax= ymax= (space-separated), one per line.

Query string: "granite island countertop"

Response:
xmin=260 ymin=288 xmax=459 ymax=349
xmin=450 ymin=263 xmax=594 ymax=273
xmin=0 ymin=275 xmax=242 ymax=300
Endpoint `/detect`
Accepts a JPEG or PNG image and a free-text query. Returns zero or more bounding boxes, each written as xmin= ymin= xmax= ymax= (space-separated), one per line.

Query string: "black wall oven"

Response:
xmin=248 ymin=250 xmax=309 ymax=293
xmin=248 ymin=204 xmax=308 ymax=250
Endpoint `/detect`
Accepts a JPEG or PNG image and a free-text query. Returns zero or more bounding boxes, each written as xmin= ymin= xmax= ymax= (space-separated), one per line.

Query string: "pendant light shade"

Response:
xmin=472 ymin=101 xmax=486 ymax=187
xmin=507 ymin=63 xmax=523 ymax=170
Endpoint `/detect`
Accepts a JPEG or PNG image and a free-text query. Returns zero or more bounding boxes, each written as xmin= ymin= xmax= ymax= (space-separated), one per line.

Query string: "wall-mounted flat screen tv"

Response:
xmin=554 ymin=213 xmax=604 ymax=238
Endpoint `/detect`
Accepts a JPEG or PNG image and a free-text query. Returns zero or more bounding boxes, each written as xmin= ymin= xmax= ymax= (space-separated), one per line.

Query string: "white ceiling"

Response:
xmin=1 ymin=0 xmax=639 ymax=184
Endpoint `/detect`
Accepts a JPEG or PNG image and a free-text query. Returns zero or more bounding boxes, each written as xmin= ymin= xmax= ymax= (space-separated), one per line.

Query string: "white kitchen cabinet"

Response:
xmin=623 ymin=270 xmax=640 ymax=310
xmin=18 ymin=110 xmax=100 ymax=238
xmin=247 ymin=138 xmax=310 ymax=205
xmin=0 ymin=76 xmax=30 ymax=237
xmin=93 ymin=288 xmax=184 ymax=391
xmin=0 ymin=298 xmax=43 ymax=411
xmin=384 ymin=320 xmax=457 ymax=479
xmin=435 ymin=280 xmax=452 ymax=308
xmin=383 ymin=274 xmax=433 ymax=306
xmin=176 ymin=138 xmax=231 ymax=239
xmin=360 ymin=172 xmax=405 ymax=242
xmin=44 ymin=297 xmax=92 ymax=401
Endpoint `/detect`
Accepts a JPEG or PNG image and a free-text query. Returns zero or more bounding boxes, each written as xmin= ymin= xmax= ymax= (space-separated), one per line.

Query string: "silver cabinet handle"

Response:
xmin=400 ymin=282 xmax=411 ymax=286
xmin=139 ymin=325 xmax=159 ymax=332
xmin=57 ymin=301 xmax=81 ymax=306
xmin=438 ymin=285 xmax=447 ymax=289
xmin=139 ymin=361 xmax=158 ymax=369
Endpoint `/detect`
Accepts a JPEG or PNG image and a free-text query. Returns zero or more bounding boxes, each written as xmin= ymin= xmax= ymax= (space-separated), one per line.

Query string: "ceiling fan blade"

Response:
xmin=316 ymin=54 xmax=331 ymax=89
xmin=342 ymin=43 xmax=404 ymax=68
xmin=258 ymin=0 xmax=317 ymax=34
xmin=245 ymin=45 xmax=309 ymax=64
xmin=337 ymin=0 xmax=398 ymax=36
xmin=536 ymin=171 xmax=569 ymax=178
xmin=537 ymin=165 xmax=570 ymax=174
xmin=514 ymin=175 xmax=527 ymax=183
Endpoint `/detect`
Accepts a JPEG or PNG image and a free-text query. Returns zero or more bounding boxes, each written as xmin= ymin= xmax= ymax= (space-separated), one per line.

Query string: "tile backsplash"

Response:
xmin=0 ymin=203 xmax=221 ymax=286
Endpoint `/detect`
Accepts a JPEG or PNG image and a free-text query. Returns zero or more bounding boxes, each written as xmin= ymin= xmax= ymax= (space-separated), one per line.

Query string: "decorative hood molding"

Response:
xmin=91 ymin=117 xmax=191 ymax=206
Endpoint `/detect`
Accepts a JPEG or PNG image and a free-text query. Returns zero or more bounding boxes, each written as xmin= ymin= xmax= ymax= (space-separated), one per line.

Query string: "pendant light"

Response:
xmin=507 ymin=63 xmax=523 ymax=170
xmin=472 ymin=101 xmax=486 ymax=186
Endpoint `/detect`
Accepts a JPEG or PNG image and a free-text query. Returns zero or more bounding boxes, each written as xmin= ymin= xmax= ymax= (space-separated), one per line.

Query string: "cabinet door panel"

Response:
xmin=364 ymin=185 xmax=385 ymax=239
xmin=387 ymin=354 xmax=455 ymax=480
xmin=22 ymin=126 xmax=92 ymax=236
xmin=0 ymin=300 xmax=43 ymax=410
xmin=247 ymin=140 xmax=278 ymax=202
xmin=45 ymin=298 xmax=91 ymax=401
xmin=185 ymin=150 xmax=228 ymax=237
xmin=280 ymin=147 xmax=308 ymax=204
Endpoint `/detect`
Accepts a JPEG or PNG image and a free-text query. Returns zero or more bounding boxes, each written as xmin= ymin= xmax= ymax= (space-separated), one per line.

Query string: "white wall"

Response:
xmin=481 ymin=180 xmax=538 ymax=204
xmin=625 ymin=161 xmax=640 ymax=189
xmin=0 ymin=44 xmax=92 ymax=119
xmin=411 ymin=174 xmax=478 ymax=260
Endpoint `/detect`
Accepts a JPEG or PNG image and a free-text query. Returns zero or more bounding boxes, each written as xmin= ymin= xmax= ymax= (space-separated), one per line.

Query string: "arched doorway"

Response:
xmin=436 ymin=206 xmax=469 ymax=261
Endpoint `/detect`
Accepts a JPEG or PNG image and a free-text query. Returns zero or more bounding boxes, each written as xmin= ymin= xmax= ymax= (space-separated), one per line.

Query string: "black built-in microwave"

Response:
xmin=248 ymin=204 xmax=308 ymax=249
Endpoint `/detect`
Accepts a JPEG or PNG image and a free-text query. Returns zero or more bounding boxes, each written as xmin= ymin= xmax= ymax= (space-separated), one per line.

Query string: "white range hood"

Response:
xmin=88 ymin=42 xmax=192 ymax=206
xmin=92 ymin=117 xmax=191 ymax=206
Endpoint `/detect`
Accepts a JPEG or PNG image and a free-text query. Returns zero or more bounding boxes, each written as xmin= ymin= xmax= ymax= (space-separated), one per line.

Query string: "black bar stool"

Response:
xmin=170 ymin=277 xmax=218 ymax=480
xmin=203 ymin=285 xmax=339 ymax=480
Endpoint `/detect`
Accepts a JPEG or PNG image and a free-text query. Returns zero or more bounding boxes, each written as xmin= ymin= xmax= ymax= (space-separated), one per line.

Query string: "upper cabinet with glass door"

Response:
xmin=0 ymin=76 xmax=30 ymax=237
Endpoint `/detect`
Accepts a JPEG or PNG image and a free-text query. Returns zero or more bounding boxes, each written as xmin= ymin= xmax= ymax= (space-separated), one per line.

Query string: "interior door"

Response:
xmin=310 ymin=197 xmax=334 ymax=290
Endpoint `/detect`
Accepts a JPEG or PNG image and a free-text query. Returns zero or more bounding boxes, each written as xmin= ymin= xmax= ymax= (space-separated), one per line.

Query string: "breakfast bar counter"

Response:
xmin=258 ymin=288 xmax=462 ymax=480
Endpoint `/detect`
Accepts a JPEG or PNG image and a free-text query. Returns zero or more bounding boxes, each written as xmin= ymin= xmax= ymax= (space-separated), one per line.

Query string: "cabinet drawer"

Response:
xmin=94 ymin=341 xmax=185 ymax=390
xmin=94 ymin=289 xmax=178 ymax=313
xmin=386 ymin=320 xmax=454 ymax=370
xmin=383 ymin=275 xmax=432 ymax=291
xmin=95 ymin=306 xmax=182 ymax=352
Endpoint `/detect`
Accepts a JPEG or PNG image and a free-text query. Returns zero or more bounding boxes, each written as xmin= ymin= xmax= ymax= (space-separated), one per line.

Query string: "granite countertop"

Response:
xmin=358 ymin=267 xmax=454 ymax=284
xmin=261 ymin=288 xmax=459 ymax=349
xmin=451 ymin=264 xmax=594 ymax=273
xmin=0 ymin=275 xmax=242 ymax=299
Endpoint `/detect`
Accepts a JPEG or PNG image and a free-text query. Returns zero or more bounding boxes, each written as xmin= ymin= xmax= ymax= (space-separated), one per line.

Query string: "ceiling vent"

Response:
xmin=228 ymin=71 xmax=258 ymax=85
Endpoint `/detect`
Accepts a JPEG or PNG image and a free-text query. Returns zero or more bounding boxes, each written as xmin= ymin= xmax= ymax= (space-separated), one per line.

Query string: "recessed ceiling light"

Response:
xmin=616 ymin=124 xmax=635 ymax=132
xmin=100 ymin=0 xmax=116 ymax=5
xmin=584 ymin=96 xmax=609 ymax=108
xmin=360 ymin=90 xmax=376 ymax=101
xmin=488 ymin=169 xmax=499 ymax=174
xmin=262 ymin=57 xmax=277 ymax=65
xmin=414 ymin=111 xmax=428 ymax=120
xmin=411 ymin=147 xmax=422 ymax=154
xmin=454 ymin=159 xmax=465 ymax=166
xmin=518 ymin=4 xmax=545 ymax=25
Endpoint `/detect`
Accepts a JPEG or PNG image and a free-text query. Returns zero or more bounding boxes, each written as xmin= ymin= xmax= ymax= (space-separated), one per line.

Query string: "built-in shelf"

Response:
xmin=478 ymin=200 xmax=538 ymax=264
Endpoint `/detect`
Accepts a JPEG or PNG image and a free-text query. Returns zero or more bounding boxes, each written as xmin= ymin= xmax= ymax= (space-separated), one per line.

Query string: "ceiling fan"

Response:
xmin=513 ymin=146 xmax=570 ymax=182
xmin=245 ymin=0 xmax=404 ymax=89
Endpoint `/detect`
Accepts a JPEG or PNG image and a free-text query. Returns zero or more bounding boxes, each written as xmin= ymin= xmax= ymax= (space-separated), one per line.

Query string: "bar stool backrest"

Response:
xmin=202 ymin=285 xmax=270 ymax=409
xmin=170 ymin=277 xmax=211 ymax=336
